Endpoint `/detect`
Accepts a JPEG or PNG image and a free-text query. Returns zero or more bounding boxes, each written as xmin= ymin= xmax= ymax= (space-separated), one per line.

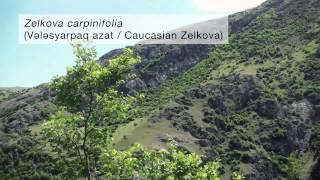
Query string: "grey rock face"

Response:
xmin=100 ymin=44 xmax=212 ymax=93
xmin=256 ymin=98 xmax=280 ymax=119
xmin=207 ymin=74 xmax=261 ymax=114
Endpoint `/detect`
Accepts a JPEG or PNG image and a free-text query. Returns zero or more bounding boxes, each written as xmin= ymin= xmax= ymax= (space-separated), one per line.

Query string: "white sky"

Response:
xmin=191 ymin=0 xmax=267 ymax=12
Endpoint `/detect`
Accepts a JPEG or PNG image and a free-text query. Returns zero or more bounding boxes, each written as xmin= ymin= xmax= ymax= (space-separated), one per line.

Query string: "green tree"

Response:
xmin=101 ymin=143 xmax=221 ymax=179
xmin=42 ymin=44 xmax=140 ymax=179
xmin=287 ymin=153 xmax=302 ymax=180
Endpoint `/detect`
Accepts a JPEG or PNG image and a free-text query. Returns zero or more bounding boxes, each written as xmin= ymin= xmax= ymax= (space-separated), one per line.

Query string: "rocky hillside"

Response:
xmin=1 ymin=0 xmax=320 ymax=179
xmin=113 ymin=0 xmax=320 ymax=179
xmin=0 ymin=87 xmax=26 ymax=103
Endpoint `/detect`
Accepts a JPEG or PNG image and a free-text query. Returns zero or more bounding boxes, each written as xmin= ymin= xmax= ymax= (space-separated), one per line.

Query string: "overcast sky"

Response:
xmin=0 ymin=0 xmax=267 ymax=87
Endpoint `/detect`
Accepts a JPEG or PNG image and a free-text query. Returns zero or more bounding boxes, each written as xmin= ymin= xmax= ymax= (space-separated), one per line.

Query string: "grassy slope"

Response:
xmin=113 ymin=41 xmax=319 ymax=178
xmin=113 ymin=0 xmax=320 ymax=178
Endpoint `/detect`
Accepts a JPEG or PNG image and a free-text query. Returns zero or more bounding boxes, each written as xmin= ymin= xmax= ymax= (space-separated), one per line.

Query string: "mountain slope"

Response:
xmin=112 ymin=0 xmax=320 ymax=179
xmin=1 ymin=0 xmax=320 ymax=179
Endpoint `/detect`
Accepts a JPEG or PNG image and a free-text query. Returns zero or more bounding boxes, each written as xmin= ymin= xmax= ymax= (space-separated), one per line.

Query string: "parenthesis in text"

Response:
xmin=24 ymin=31 xmax=29 ymax=42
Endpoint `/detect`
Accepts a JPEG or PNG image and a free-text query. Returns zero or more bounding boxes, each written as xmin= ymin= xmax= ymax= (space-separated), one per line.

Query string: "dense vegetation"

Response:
xmin=102 ymin=143 xmax=223 ymax=179
xmin=38 ymin=44 xmax=232 ymax=179
xmin=42 ymin=45 xmax=140 ymax=179
xmin=0 ymin=0 xmax=320 ymax=179
xmin=112 ymin=0 xmax=320 ymax=179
